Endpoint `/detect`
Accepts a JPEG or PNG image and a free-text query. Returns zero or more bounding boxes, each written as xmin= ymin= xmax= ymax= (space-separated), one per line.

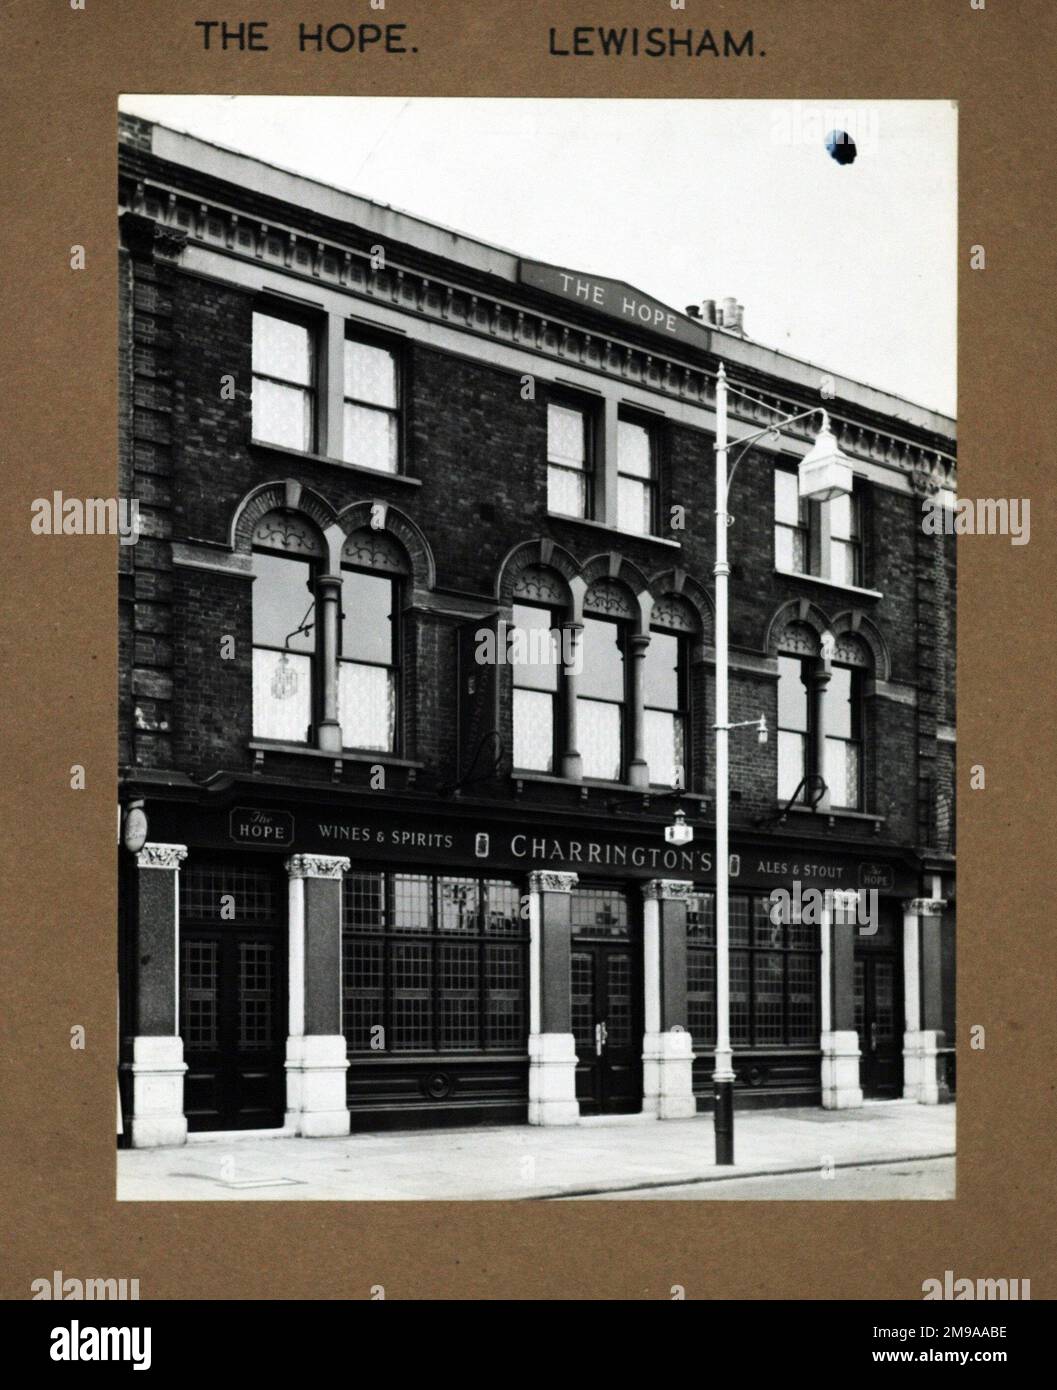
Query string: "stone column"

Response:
xmin=902 ymin=896 xmax=950 ymax=1103
xmin=130 ymin=843 xmax=188 ymax=1148
xmin=641 ymin=880 xmax=696 ymax=1119
xmin=559 ymin=621 xmax=584 ymax=781
xmin=285 ymin=854 xmax=351 ymax=1136
xmin=821 ymin=894 xmax=863 ymax=1108
xmin=527 ymin=870 xmax=580 ymax=1125
xmin=316 ymin=574 xmax=342 ymax=754
xmin=808 ymin=659 xmax=832 ymax=810
xmin=627 ymin=631 xmax=650 ymax=789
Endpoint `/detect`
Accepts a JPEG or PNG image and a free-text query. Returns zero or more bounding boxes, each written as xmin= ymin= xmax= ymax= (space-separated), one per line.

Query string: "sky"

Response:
xmin=120 ymin=96 xmax=957 ymax=417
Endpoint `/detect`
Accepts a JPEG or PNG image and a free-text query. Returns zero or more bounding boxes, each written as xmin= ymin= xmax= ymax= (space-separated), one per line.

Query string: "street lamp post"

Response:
xmin=711 ymin=362 xmax=853 ymax=1166
xmin=712 ymin=365 xmax=736 ymax=1163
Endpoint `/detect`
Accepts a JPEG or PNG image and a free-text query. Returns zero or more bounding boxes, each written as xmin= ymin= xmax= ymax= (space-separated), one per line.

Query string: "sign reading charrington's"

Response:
xmin=311 ymin=817 xmax=712 ymax=877
xmin=224 ymin=808 xmax=912 ymax=890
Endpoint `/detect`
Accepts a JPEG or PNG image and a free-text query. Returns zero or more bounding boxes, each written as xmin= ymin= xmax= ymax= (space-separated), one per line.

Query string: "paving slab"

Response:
xmin=117 ymin=1101 xmax=955 ymax=1201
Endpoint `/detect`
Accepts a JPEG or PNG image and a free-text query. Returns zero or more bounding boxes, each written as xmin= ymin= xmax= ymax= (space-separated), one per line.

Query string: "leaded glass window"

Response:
xmin=687 ymin=890 xmax=821 ymax=1051
xmin=342 ymin=873 xmax=528 ymax=1054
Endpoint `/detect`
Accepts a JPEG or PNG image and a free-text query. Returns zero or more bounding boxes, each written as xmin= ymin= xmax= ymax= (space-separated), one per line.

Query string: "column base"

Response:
xmin=627 ymin=759 xmax=649 ymax=789
xmin=902 ymin=1029 xmax=950 ymax=1104
xmin=285 ymin=1035 xmax=350 ymax=1137
xmin=129 ymin=1036 xmax=188 ymax=1148
xmin=560 ymin=752 xmax=582 ymax=782
xmin=316 ymin=721 xmax=342 ymax=754
xmin=642 ymin=1029 xmax=696 ymax=1119
xmin=821 ymin=1029 xmax=864 ymax=1109
xmin=528 ymin=1033 xmax=580 ymax=1125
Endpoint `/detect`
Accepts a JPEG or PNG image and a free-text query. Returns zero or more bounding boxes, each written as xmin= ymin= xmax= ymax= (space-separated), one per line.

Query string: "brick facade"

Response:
xmin=117 ymin=117 xmax=957 ymax=1136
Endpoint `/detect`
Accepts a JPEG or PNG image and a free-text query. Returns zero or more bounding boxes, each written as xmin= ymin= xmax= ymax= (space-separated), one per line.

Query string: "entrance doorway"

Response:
xmin=853 ymin=949 xmax=903 ymax=1099
xmin=570 ymin=886 xmax=642 ymax=1115
xmin=179 ymin=862 xmax=287 ymax=1131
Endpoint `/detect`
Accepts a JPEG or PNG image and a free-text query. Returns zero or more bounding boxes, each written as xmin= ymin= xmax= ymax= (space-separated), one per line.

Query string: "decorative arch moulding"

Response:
xmin=500 ymin=538 xmax=713 ymax=640
xmin=229 ymin=481 xmax=437 ymax=591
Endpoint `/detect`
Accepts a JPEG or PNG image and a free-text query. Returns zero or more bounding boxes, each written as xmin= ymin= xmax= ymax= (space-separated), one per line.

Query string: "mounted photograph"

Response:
xmin=115 ymin=95 xmax=957 ymax=1201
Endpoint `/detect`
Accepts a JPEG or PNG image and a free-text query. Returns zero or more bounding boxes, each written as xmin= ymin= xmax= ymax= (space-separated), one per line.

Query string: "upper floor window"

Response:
xmin=250 ymin=511 xmax=410 ymax=753
xmin=578 ymin=615 xmax=626 ymax=781
xmin=547 ymin=401 xmax=593 ymax=518
xmin=776 ymin=653 xmax=811 ymax=804
xmin=616 ymin=417 xmax=657 ymax=535
xmin=774 ymin=469 xmax=811 ymax=574
xmin=511 ymin=602 xmax=561 ymax=774
xmin=774 ymin=623 xmax=871 ymax=811
xmin=340 ymin=568 xmax=398 ymax=752
xmin=828 ymin=493 xmax=862 ymax=587
xmin=644 ymin=629 xmax=687 ymax=789
xmin=252 ymin=310 xmax=315 ymax=452
xmin=343 ymin=335 xmax=399 ymax=473
xmin=824 ymin=663 xmax=863 ymax=810
xmin=774 ymin=467 xmax=864 ymax=587
xmin=251 ymin=523 xmax=320 ymax=743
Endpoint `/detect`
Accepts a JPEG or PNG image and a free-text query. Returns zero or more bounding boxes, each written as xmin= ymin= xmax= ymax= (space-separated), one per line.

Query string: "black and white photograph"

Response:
xmin=114 ymin=95 xmax=957 ymax=1202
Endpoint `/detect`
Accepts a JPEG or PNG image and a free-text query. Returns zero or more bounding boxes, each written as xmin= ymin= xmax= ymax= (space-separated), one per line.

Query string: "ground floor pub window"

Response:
xmin=342 ymin=872 xmax=528 ymax=1054
xmin=687 ymin=890 xmax=821 ymax=1050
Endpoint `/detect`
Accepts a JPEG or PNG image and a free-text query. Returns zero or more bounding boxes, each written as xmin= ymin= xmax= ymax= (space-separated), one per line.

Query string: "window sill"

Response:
xmin=547 ymin=512 xmax=682 ymax=549
xmin=773 ymin=568 xmax=882 ymax=601
xmin=250 ymin=439 xmax=422 ymax=487
xmin=249 ymin=739 xmax=425 ymax=778
xmin=784 ymin=803 xmax=886 ymax=833
xmin=513 ymin=770 xmax=708 ymax=805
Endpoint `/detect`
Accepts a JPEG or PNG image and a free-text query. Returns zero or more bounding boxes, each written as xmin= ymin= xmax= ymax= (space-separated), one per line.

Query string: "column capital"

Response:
xmin=135 ymin=842 xmax=188 ymax=870
xmin=642 ymin=878 xmax=695 ymax=902
xmin=627 ymin=632 xmax=652 ymax=655
xmin=528 ymin=870 xmax=578 ymax=894
xmin=903 ymin=897 xmax=947 ymax=915
xmin=286 ymin=853 xmax=351 ymax=881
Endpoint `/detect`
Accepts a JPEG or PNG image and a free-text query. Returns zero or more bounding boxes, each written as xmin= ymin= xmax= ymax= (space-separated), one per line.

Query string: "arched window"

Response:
xmin=825 ymin=634 xmax=869 ymax=810
xmin=511 ymin=602 xmax=562 ymax=773
xmin=644 ymin=595 xmax=696 ymax=790
xmin=340 ymin=530 xmax=407 ymax=753
xmin=251 ymin=512 xmax=323 ymax=743
xmin=510 ymin=565 xmax=570 ymax=775
xmin=579 ymin=614 xmax=627 ymax=781
xmin=579 ymin=581 xmax=635 ymax=782
xmin=776 ymin=622 xmax=820 ymax=804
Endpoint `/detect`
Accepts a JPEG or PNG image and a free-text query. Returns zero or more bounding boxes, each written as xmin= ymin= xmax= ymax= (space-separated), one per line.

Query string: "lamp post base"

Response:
xmin=713 ymin=1078 xmax=735 ymax=1165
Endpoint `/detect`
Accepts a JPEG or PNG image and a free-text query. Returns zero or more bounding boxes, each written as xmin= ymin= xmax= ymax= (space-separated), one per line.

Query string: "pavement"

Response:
xmin=578 ymin=1156 xmax=955 ymax=1200
xmin=117 ymin=1101 xmax=955 ymax=1201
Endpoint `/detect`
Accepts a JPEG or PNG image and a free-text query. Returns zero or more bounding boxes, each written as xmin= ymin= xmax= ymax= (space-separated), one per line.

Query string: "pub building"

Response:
xmin=116 ymin=115 xmax=957 ymax=1145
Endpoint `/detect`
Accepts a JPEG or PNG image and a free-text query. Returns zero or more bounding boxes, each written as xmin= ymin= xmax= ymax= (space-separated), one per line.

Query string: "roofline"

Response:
xmin=122 ymin=117 xmax=956 ymax=437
